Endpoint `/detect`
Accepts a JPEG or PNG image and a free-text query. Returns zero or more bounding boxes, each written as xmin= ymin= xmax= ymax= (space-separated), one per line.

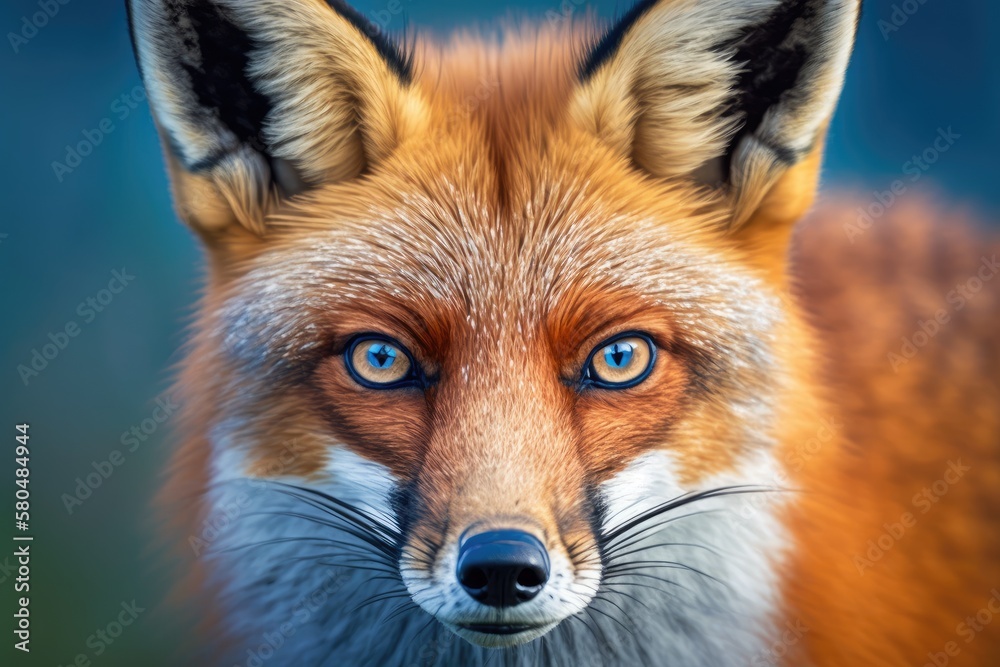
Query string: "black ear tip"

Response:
xmin=323 ymin=0 xmax=414 ymax=83
xmin=125 ymin=0 xmax=274 ymax=170
xmin=579 ymin=0 xmax=660 ymax=81
xmin=579 ymin=0 xmax=860 ymax=83
xmin=124 ymin=0 xmax=142 ymax=77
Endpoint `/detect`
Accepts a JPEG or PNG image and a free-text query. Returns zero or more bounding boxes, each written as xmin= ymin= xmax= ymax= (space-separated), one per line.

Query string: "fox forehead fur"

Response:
xmin=129 ymin=0 xmax=1000 ymax=665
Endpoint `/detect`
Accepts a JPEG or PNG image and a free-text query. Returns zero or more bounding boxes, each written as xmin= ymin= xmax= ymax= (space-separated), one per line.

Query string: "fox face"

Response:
xmin=130 ymin=0 xmax=859 ymax=663
xmin=211 ymin=160 xmax=786 ymax=650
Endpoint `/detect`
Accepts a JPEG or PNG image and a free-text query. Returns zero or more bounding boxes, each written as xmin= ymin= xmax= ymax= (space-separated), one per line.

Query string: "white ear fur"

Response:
xmin=128 ymin=0 xmax=424 ymax=236
xmin=572 ymin=0 xmax=859 ymax=226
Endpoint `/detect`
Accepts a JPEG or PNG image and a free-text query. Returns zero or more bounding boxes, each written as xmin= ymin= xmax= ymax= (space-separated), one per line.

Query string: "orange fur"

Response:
xmin=784 ymin=196 xmax=1000 ymax=666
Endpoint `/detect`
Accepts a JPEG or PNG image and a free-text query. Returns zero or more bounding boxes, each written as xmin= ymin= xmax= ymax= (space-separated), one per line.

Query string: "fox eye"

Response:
xmin=345 ymin=335 xmax=420 ymax=389
xmin=582 ymin=333 xmax=656 ymax=389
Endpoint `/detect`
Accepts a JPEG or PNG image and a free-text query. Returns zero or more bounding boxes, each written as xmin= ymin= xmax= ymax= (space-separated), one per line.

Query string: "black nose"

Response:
xmin=456 ymin=529 xmax=550 ymax=607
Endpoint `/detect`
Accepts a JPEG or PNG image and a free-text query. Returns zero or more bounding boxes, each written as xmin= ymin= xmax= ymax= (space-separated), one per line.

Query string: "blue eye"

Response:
xmin=346 ymin=335 xmax=421 ymax=389
xmin=583 ymin=333 xmax=656 ymax=389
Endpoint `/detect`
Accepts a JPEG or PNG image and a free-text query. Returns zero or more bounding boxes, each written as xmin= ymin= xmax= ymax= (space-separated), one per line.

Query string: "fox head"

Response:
xmin=130 ymin=0 xmax=858 ymax=662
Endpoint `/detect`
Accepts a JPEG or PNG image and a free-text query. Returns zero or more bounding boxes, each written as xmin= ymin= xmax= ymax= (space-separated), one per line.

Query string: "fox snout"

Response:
xmin=402 ymin=512 xmax=599 ymax=647
xmin=402 ymin=515 xmax=599 ymax=647
xmin=395 ymin=352 xmax=604 ymax=646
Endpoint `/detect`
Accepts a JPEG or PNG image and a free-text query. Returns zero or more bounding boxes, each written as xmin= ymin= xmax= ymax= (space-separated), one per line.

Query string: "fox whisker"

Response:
xmin=602 ymin=539 xmax=722 ymax=561
xmin=587 ymin=596 xmax=637 ymax=638
xmin=598 ymin=485 xmax=776 ymax=547
xmin=242 ymin=509 xmax=399 ymax=559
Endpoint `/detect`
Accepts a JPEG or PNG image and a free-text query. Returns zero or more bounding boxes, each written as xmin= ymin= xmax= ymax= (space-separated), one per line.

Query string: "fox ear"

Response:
xmin=572 ymin=0 xmax=859 ymax=244
xmin=128 ymin=0 xmax=424 ymax=238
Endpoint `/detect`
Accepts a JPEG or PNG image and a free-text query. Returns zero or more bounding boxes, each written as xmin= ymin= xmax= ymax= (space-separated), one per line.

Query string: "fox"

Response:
xmin=126 ymin=0 xmax=1000 ymax=665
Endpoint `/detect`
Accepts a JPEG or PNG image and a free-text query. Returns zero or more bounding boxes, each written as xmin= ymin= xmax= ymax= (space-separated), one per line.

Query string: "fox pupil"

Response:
xmin=367 ymin=344 xmax=396 ymax=369
xmin=606 ymin=343 xmax=632 ymax=368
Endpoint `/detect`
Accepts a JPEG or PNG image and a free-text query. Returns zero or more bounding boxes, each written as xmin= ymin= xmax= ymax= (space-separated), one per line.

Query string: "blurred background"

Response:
xmin=1 ymin=0 xmax=997 ymax=664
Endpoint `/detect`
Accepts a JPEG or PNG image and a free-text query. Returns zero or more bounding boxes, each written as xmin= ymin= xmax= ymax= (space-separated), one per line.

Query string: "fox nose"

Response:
xmin=456 ymin=529 xmax=550 ymax=607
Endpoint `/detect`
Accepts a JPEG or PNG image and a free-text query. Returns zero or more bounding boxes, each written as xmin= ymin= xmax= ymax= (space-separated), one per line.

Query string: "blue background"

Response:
xmin=1 ymin=0 xmax=997 ymax=664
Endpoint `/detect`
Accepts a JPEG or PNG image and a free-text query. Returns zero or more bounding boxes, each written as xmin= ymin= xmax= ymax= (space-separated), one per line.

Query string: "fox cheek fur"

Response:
xmin=128 ymin=0 xmax=1000 ymax=665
